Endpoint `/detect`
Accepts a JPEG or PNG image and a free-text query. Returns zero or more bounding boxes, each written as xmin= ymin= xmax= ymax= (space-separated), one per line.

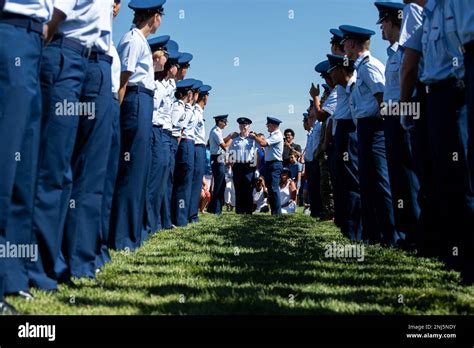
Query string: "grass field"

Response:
xmin=8 ymin=212 xmax=474 ymax=315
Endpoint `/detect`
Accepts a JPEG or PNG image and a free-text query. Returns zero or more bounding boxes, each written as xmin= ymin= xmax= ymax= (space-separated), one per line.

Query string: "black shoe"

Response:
xmin=0 ymin=301 xmax=18 ymax=315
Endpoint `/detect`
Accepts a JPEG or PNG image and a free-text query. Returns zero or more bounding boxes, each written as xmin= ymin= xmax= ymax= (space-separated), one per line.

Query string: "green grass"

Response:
xmin=7 ymin=212 xmax=474 ymax=315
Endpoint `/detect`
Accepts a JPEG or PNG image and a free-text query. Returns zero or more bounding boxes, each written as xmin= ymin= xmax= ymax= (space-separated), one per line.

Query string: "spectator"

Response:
xmin=279 ymin=168 xmax=297 ymax=214
xmin=283 ymin=129 xmax=302 ymax=167
xmin=256 ymin=133 xmax=266 ymax=177
xmin=253 ymin=175 xmax=269 ymax=213
xmin=224 ymin=163 xmax=235 ymax=211
xmin=288 ymin=152 xmax=303 ymax=191
xmin=199 ymin=178 xmax=211 ymax=213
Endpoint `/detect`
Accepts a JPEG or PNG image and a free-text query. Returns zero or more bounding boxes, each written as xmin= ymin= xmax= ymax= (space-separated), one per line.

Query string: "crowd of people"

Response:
xmin=0 ymin=0 xmax=473 ymax=315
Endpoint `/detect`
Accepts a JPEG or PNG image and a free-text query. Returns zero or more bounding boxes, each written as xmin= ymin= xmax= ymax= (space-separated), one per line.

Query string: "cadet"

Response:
xmin=144 ymin=34 xmax=170 ymax=237
xmin=109 ymin=0 xmax=166 ymax=250
xmin=158 ymin=46 xmax=181 ymax=230
xmin=0 ymin=0 xmax=53 ymax=312
xmin=413 ymin=0 xmax=472 ymax=276
xmin=177 ymin=52 xmax=193 ymax=81
xmin=60 ymin=0 xmax=116 ymax=280
xmin=208 ymin=115 xmax=236 ymax=215
xmin=327 ymin=54 xmax=362 ymax=241
xmin=375 ymin=1 xmax=421 ymax=248
xmin=330 ymin=28 xmax=346 ymax=56
xmin=171 ymin=79 xmax=201 ymax=227
xmin=27 ymin=0 xmax=100 ymax=291
xmin=230 ymin=118 xmax=258 ymax=214
xmin=251 ymin=117 xmax=284 ymax=216
xmin=189 ymin=84 xmax=213 ymax=223
xmin=340 ymin=25 xmax=398 ymax=245
xmin=99 ymin=0 xmax=123 ymax=268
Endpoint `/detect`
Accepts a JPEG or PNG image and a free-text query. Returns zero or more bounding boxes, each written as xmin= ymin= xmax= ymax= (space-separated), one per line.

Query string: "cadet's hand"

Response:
xmin=309 ymin=83 xmax=320 ymax=99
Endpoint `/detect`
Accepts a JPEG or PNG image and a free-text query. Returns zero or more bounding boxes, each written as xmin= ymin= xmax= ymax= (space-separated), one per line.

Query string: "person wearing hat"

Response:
xmin=59 ymin=0 xmax=117 ymax=281
xmin=0 ymin=0 xmax=54 ymax=313
xmin=99 ymin=0 xmax=123 ymax=271
xmin=109 ymin=0 xmax=166 ymax=251
xmin=327 ymin=54 xmax=362 ymax=241
xmin=21 ymin=1 xmax=101 ymax=292
xmin=330 ymin=28 xmax=346 ymax=56
xmin=189 ymin=84 xmax=212 ymax=223
xmin=208 ymin=115 xmax=237 ymax=215
xmin=339 ymin=24 xmax=397 ymax=245
xmin=169 ymin=78 xmax=199 ymax=226
xmin=406 ymin=0 xmax=473 ymax=280
xmin=229 ymin=117 xmax=258 ymax=214
xmin=251 ymin=117 xmax=284 ymax=216
xmin=177 ymin=52 xmax=193 ymax=81
xmin=157 ymin=48 xmax=181 ymax=229
xmin=309 ymin=60 xmax=336 ymax=220
xmin=375 ymin=1 xmax=421 ymax=249
xmin=142 ymin=34 xmax=171 ymax=238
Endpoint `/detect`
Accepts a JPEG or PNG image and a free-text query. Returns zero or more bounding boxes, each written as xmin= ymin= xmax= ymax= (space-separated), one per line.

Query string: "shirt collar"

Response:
xmin=346 ymin=73 xmax=357 ymax=93
xmin=194 ymin=104 xmax=203 ymax=113
xmin=387 ymin=42 xmax=400 ymax=57
xmin=132 ymin=28 xmax=148 ymax=45
xmin=424 ymin=0 xmax=437 ymax=15
xmin=354 ymin=51 xmax=371 ymax=69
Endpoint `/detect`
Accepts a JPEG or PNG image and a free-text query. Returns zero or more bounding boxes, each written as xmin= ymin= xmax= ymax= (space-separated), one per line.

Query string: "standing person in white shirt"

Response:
xmin=189 ymin=84 xmax=212 ymax=224
xmin=143 ymin=34 xmax=170 ymax=238
xmin=109 ymin=0 xmax=166 ymax=251
xmin=30 ymin=0 xmax=100 ymax=292
xmin=60 ymin=0 xmax=116 ymax=281
xmin=0 ymin=0 xmax=53 ymax=312
xmin=99 ymin=0 xmax=122 ymax=269
xmin=251 ymin=117 xmax=284 ymax=216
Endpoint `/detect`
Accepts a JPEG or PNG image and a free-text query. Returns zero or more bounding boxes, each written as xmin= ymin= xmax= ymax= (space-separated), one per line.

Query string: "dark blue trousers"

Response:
xmin=326 ymin=143 xmax=339 ymax=222
xmin=59 ymin=56 xmax=113 ymax=279
xmin=383 ymin=117 xmax=421 ymax=242
xmin=208 ymin=155 xmax=226 ymax=215
xmin=145 ymin=126 xmax=169 ymax=234
xmin=98 ymin=98 xmax=120 ymax=268
xmin=161 ymin=134 xmax=178 ymax=229
xmin=265 ymin=161 xmax=283 ymax=216
xmin=30 ymin=41 xmax=89 ymax=290
xmin=0 ymin=21 xmax=43 ymax=294
xmin=109 ymin=89 xmax=153 ymax=251
xmin=172 ymin=139 xmax=195 ymax=226
xmin=426 ymin=83 xmax=474 ymax=271
xmin=356 ymin=117 xmax=397 ymax=245
xmin=334 ymin=119 xmax=362 ymax=241
xmin=306 ymin=161 xmax=323 ymax=218
xmin=189 ymin=144 xmax=206 ymax=223
xmin=233 ymin=163 xmax=256 ymax=214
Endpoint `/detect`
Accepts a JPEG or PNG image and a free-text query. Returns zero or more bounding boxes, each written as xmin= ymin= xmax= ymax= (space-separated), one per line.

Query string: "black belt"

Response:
xmin=195 ymin=144 xmax=206 ymax=147
xmin=126 ymin=85 xmax=154 ymax=97
xmin=426 ymin=77 xmax=465 ymax=94
xmin=181 ymin=138 xmax=194 ymax=143
xmin=211 ymin=154 xmax=222 ymax=159
xmin=153 ymin=125 xmax=163 ymax=129
xmin=89 ymin=50 xmax=113 ymax=64
xmin=52 ymin=34 xmax=92 ymax=58
xmin=464 ymin=40 xmax=474 ymax=54
xmin=266 ymin=160 xmax=281 ymax=164
xmin=233 ymin=162 xmax=253 ymax=165
xmin=0 ymin=12 xmax=43 ymax=35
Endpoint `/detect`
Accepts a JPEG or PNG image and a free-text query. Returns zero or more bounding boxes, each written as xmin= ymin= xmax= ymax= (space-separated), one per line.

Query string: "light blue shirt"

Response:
xmin=333 ymin=75 xmax=356 ymax=121
xmin=170 ymin=100 xmax=186 ymax=137
xmin=153 ymin=79 xmax=168 ymax=127
xmin=351 ymin=51 xmax=386 ymax=119
xmin=384 ymin=42 xmax=403 ymax=102
xmin=182 ymin=103 xmax=197 ymax=140
xmin=118 ymin=28 xmax=155 ymax=90
xmin=94 ymin=0 xmax=114 ymax=53
xmin=229 ymin=135 xmax=257 ymax=163
xmin=420 ymin=0 xmax=464 ymax=84
xmin=193 ymin=105 xmax=206 ymax=145
xmin=209 ymin=125 xmax=225 ymax=155
xmin=3 ymin=0 xmax=53 ymax=22
xmin=264 ymin=129 xmax=284 ymax=162
xmin=304 ymin=129 xmax=314 ymax=162
xmin=400 ymin=3 xmax=424 ymax=51
xmin=322 ymin=88 xmax=338 ymax=115
xmin=55 ymin=0 xmax=101 ymax=47
xmin=109 ymin=42 xmax=120 ymax=94
xmin=449 ymin=0 xmax=474 ymax=45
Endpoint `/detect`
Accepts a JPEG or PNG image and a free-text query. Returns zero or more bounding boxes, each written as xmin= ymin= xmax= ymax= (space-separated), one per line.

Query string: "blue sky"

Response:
xmin=114 ymin=0 xmax=398 ymax=146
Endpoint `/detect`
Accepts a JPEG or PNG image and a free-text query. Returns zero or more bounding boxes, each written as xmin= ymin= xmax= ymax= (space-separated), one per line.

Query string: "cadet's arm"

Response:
xmin=375 ymin=92 xmax=384 ymax=110
xmin=252 ymin=134 xmax=268 ymax=147
xmin=400 ymin=48 xmax=421 ymax=103
xmin=43 ymin=8 xmax=67 ymax=45
xmin=219 ymin=133 xmax=235 ymax=150
xmin=119 ymin=72 xmax=132 ymax=105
